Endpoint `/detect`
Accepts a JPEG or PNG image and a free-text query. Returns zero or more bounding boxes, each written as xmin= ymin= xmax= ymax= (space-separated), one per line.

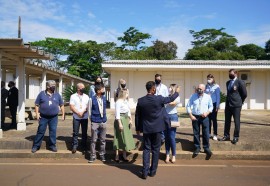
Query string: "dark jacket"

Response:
xmin=7 ymin=86 xmax=18 ymax=107
xmin=135 ymin=92 xmax=179 ymax=134
xmin=226 ymin=78 xmax=247 ymax=108
xmin=90 ymin=96 xmax=107 ymax=123
xmin=1 ymin=88 xmax=8 ymax=104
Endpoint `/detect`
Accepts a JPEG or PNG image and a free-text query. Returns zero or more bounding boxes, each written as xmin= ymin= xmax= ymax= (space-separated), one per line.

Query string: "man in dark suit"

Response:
xmin=135 ymin=81 xmax=179 ymax=179
xmin=7 ymin=81 xmax=18 ymax=129
xmin=220 ymin=69 xmax=247 ymax=144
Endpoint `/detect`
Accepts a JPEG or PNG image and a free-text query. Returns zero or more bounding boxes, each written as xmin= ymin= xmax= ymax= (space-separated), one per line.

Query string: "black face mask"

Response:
xmin=95 ymin=81 xmax=101 ymax=85
xmin=155 ymin=79 xmax=161 ymax=85
xmin=229 ymin=74 xmax=235 ymax=80
xmin=101 ymin=92 xmax=105 ymax=96
xmin=120 ymin=84 xmax=126 ymax=88
xmin=79 ymin=88 xmax=85 ymax=94
xmin=49 ymin=86 xmax=56 ymax=93
xmin=197 ymin=89 xmax=204 ymax=95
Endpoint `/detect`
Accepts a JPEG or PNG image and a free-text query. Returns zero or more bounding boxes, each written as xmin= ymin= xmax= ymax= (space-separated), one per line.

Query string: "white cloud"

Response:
xmin=150 ymin=25 xmax=193 ymax=59
xmin=235 ymin=25 xmax=270 ymax=47
xmin=87 ymin=11 xmax=96 ymax=19
xmin=164 ymin=0 xmax=181 ymax=8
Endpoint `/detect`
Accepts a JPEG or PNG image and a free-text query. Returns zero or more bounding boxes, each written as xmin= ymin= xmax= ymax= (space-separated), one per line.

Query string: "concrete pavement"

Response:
xmin=0 ymin=108 xmax=270 ymax=160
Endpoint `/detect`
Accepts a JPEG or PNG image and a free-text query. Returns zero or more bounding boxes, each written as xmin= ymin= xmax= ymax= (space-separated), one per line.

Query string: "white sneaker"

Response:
xmin=213 ymin=135 xmax=218 ymax=141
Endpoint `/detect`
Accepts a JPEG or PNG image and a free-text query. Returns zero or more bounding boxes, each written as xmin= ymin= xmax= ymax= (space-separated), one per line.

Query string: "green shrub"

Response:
xmin=63 ymin=85 xmax=90 ymax=102
xmin=220 ymin=91 xmax=227 ymax=103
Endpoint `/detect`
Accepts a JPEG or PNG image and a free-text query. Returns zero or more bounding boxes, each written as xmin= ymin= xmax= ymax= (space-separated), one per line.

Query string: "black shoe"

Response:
xmin=219 ymin=136 xmax=230 ymax=141
xmin=148 ymin=172 xmax=156 ymax=177
xmin=100 ymin=155 xmax=106 ymax=162
xmin=204 ymin=148 xmax=213 ymax=156
xmin=50 ymin=147 xmax=57 ymax=152
xmin=88 ymin=156 xmax=96 ymax=163
xmin=140 ymin=172 xmax=147 ymax=180
xmin=192 ymin=148 xmax=200 ymax=158
xmin=31 ymin=147 xmax=38 ymax=153
xmin=231 ymin=138 xmax=239 ymax=144
xmin=71 ymin=148 xmax=76 ymax=154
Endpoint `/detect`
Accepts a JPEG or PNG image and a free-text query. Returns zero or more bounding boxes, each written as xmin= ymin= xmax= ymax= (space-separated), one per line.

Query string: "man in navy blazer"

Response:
xmin=135 ymin=81 xmax=179 ymax=179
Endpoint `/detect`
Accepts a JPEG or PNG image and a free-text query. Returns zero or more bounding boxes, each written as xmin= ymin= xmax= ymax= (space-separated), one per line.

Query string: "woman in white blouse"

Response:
xmin=113 ymin=89 xmax=135 ymax=162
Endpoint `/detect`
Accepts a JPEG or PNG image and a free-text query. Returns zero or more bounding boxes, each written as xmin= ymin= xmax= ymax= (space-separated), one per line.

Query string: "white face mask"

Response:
xmin=207 ymin=79 xmax=213 ymax=84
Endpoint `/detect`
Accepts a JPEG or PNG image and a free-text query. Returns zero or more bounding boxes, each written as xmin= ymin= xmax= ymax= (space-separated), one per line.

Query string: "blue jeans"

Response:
xmin=72 ymin=118 xmax=88 ymax=149
xmin=165 ymin=113 xmax=177 ymax=156
xmin=32 ymin=115 xmax=58 ymax=149
xmin=209 ymin=102 xmax=218 ymax=135
xmin=192 ymin=115 xmax=210 ymax=150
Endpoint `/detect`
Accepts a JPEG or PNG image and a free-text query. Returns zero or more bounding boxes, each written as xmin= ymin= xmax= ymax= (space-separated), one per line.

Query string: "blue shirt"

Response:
xmin=186 ymin=93 xmax=213 ymax=115
xmin=205 ymin=83 xmax=220 ymax=107
xmin=35 ymin=91 xmax=63 ymax=116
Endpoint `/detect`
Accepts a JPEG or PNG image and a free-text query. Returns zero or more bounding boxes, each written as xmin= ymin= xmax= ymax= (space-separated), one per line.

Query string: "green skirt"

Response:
xmin=113 ymin=114 xmax=135 ymax=151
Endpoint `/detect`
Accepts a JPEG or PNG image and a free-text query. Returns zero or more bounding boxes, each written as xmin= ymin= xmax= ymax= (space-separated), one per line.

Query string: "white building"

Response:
xmin=102 ymin=60 xmax=270 ymax=110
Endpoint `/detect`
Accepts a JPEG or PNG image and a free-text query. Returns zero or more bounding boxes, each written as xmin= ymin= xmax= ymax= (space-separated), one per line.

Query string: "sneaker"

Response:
xmin=100 ymin=155 xmax=106 ymax=162
xmin=213 ymin=135 xmax=218 ymax=141
xmin=88 ymin=156 xmax=96 ymax=163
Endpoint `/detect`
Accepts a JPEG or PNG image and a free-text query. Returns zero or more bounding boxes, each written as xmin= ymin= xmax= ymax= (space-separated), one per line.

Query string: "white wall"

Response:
xmin=109 ymin=70 xmax=270 ymax=110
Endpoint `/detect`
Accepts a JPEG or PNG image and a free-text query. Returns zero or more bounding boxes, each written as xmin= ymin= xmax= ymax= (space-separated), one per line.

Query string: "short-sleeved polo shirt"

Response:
xmin=69 ymin=93 xmax=89 ymax=119
xmin=35 ymin=91 xmax=63 ymax=116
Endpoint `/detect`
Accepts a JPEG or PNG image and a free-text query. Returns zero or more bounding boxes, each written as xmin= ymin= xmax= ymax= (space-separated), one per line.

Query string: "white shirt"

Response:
xmin=155 ymin=83 xmax=169 ymax=97
xmin=70 ymin=93 xmax=89 ymax=119
xmin=115 ymin=99 xmax=131 ymax=120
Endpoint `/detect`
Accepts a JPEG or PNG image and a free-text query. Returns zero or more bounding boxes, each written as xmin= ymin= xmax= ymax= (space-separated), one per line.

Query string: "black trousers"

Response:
xmin=142 ymin=132 xmax=162 ymax=176
xmin=9 ymin=105 xmax=17 ymax=126
xmin=209 ymin=102 xmax=218 ymax=135
xmin=224 ymin=106 xmax=242 ymax=138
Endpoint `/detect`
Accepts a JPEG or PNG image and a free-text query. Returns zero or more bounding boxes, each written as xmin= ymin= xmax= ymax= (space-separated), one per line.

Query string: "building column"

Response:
xmin=59 ymin=75 xmax=63 ymax=96
xmin=41 ymin=70 xmax=47 ymax=90
xmin=17 ymin=58 xmax=26 ymax=131
xmin=266 ymin=71 xmax=270 ymax=110
xmin=184 ymin=71 xmax=191 ymax=106
xmin=26 ymin=74 xmax=30 ymax=99
xmin=2 ymin=68 xmax=6 ymax=82
xmin=71 ymin=79 xmax=74 ymax=87
xmin=0 ymin=53 xmax=3 ymax=138
xmin=128 ymin=71 xmax=135 ymax=108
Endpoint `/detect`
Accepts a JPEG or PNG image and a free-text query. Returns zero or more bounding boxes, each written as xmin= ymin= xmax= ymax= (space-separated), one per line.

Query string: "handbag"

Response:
xmin=171 ymin=121 xmax=180 ymax=128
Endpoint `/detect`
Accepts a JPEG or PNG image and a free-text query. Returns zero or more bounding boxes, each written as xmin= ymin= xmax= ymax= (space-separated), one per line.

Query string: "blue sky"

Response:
xmin=0 ymin=0 xmax=269 ymax=58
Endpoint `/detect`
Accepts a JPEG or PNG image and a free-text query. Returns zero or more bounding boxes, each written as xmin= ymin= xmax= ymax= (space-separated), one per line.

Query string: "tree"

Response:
xmin=117 ymin=27 xmax=151 ymax=50
xmin=185 ymin=28 xmax=244 ymax=60
xmin=239 ymin=44 xmax=266 ymax=59
xmin=265 ymin=39 xmax=270 ymax=54
xmin=30 ymin=38 xmax=73 ymax=69
xmin=149 ymin=40 xmax=178 ymax=60
xmin=63 ymin=40 xmax=103 ymax=80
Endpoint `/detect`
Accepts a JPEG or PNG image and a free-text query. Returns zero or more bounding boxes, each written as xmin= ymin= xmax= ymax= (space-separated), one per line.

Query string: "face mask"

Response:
xmin=50 ymin=86 xmax=56 ymax=93
xmin=229 ymin=74 xmax=235 ymax=80
xmin=197 ymin=89 xmax=203 ymax=95
xmin=95 ymin=81 xmax=101 ymax=85
xmin=121 ymin=84 xmax=126 ymax=88
xmin=79 ymin=88 xmax=85 ymax=94
xmin=8 ymin=84 xmax=11 ymax=88
xmin=207 ymin=79 xmax=213 ymax=84
xmin=101 ymin=92 xmax=105 ymax=96
xmin=155 ymin=79 xmax=161 ymax=85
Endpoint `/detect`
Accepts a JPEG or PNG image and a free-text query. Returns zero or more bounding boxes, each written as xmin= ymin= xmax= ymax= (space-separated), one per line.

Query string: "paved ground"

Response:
xmin=0 ymin=158 xmax=270 ymax=186
xmin=0 ymin=108 xmax=269 ymax=160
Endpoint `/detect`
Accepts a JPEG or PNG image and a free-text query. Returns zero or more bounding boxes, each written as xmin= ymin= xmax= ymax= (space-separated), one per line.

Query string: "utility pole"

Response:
xmin=18 ymin=16 xmax=21 ymax=38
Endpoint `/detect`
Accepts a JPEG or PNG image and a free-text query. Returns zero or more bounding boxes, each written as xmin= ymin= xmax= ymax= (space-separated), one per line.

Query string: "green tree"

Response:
xmin=117 ymin=27 xmax=151 ymax=50
xmin=30 ymin=37 xmax=73 ymax=69
xmin=185 ymin=28 xmax=244 ymax=60
xmin=149 ymin=40 xmax=178 ymax=60
xmin=63 ymin=40 xmax=103 ymax=80
xmin=239 ymin=44 xmax=266 ymax=59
